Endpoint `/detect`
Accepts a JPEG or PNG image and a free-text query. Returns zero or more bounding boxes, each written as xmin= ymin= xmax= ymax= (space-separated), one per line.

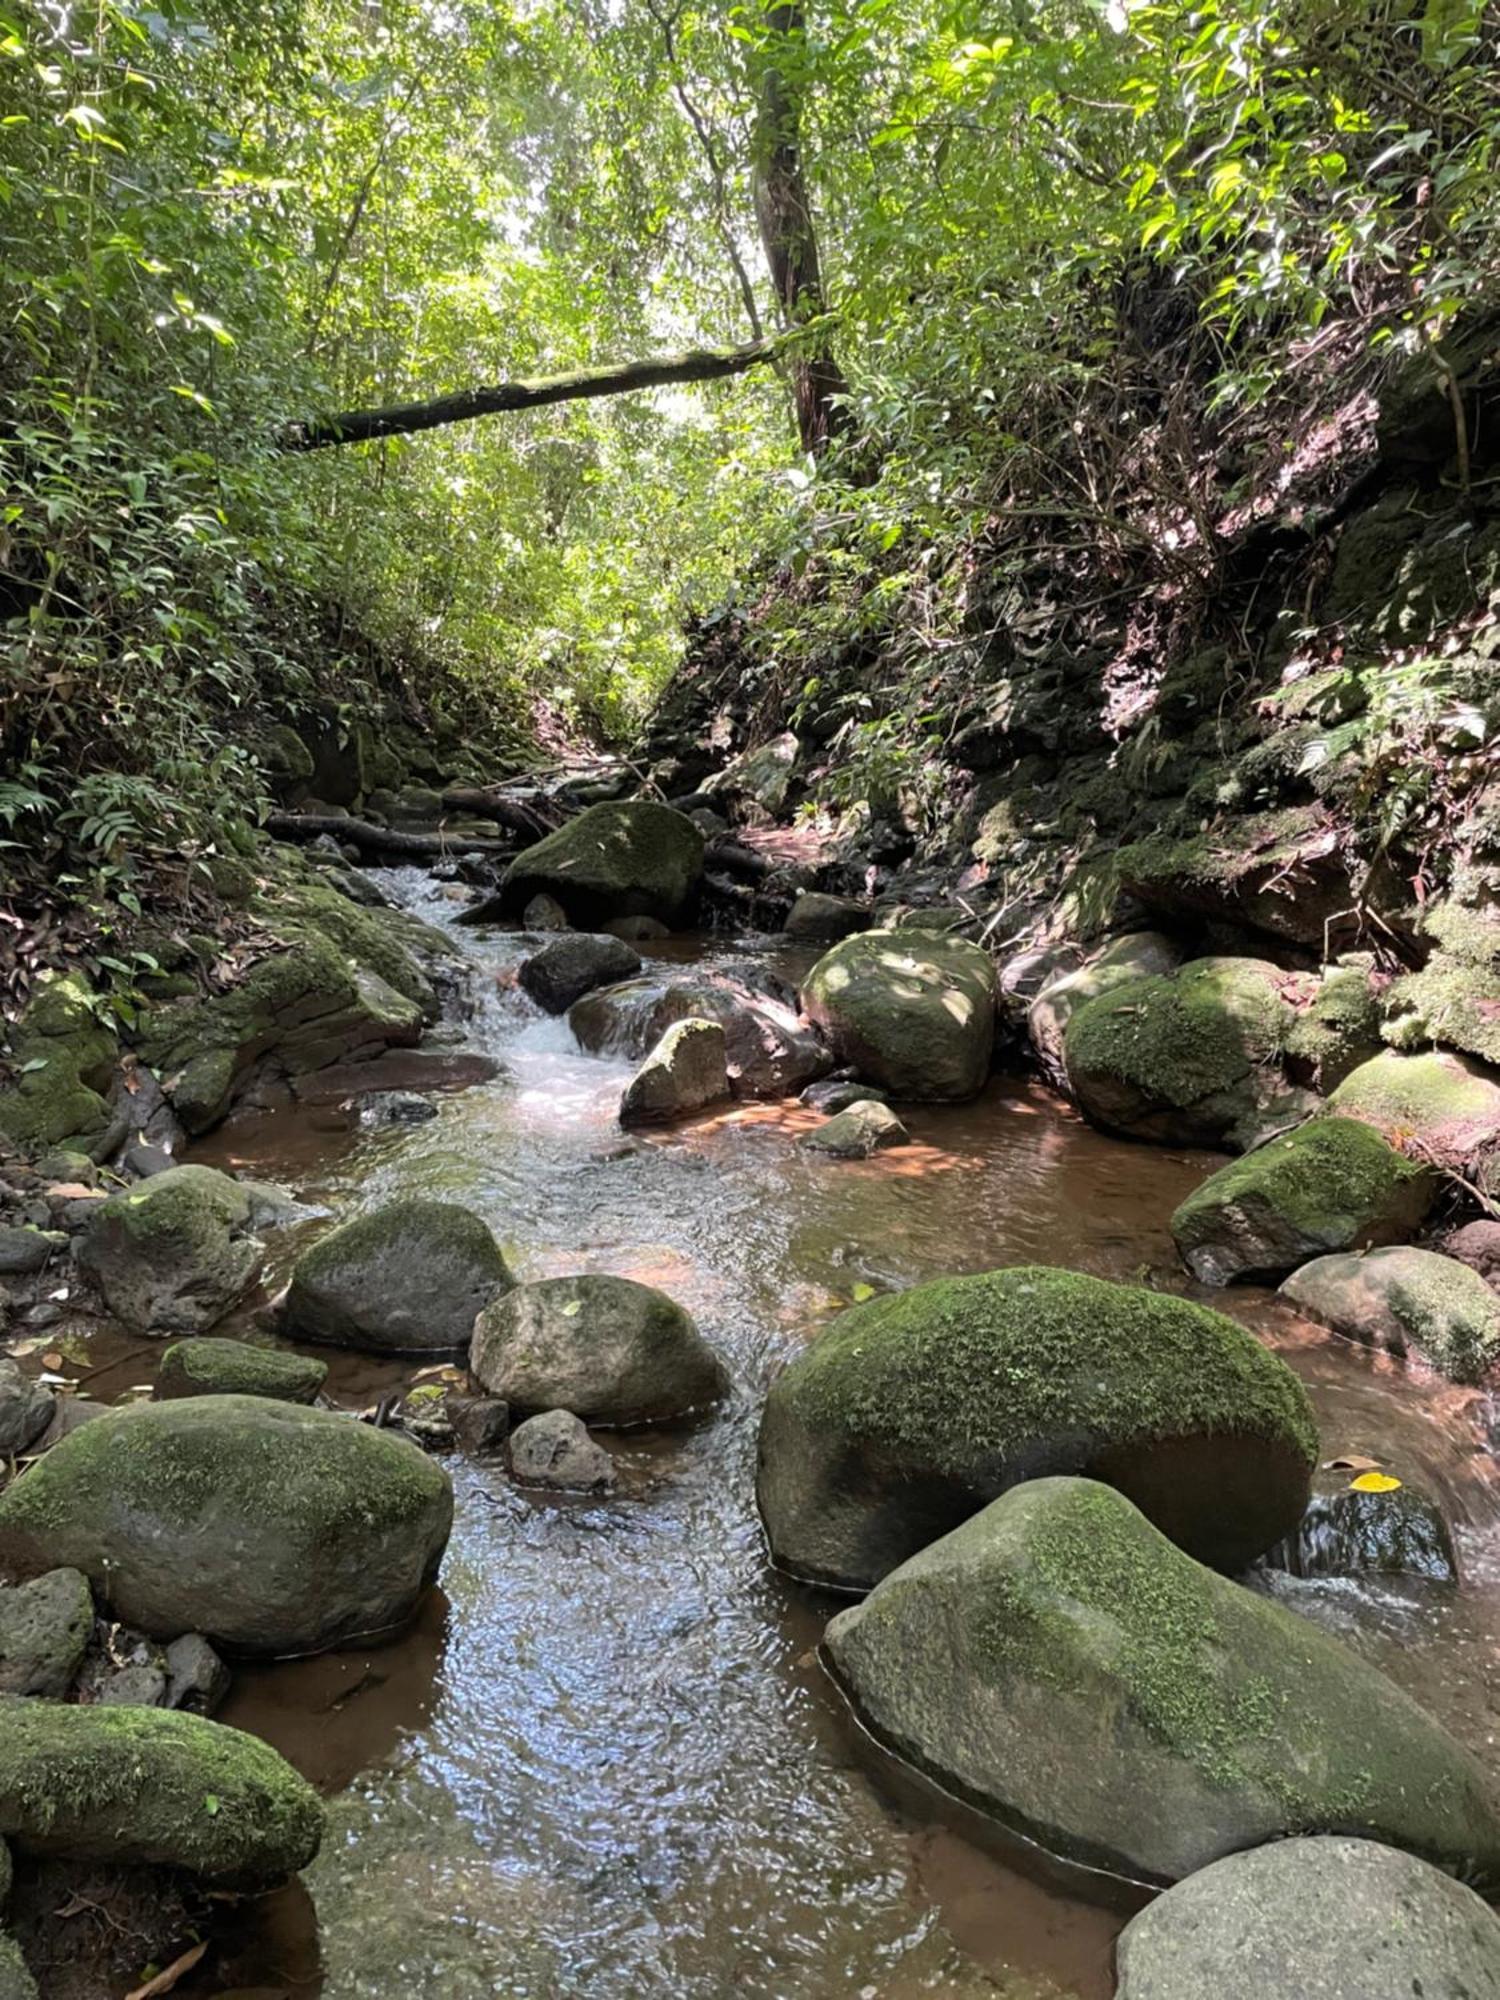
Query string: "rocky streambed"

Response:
xmin=3 ymin=841 xmax=1500 ymax=1996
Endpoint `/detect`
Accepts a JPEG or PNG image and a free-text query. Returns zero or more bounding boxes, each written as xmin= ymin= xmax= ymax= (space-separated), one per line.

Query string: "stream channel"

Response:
xmin=101 ymin=866 xmax=1500 ymax=1999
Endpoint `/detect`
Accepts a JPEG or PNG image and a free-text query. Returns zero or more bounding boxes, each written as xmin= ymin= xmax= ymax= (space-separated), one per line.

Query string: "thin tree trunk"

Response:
xmin=750 ymin=0 xmax=850 ymax=455
xmin=278 ymin=339 xmax=778 ymax=451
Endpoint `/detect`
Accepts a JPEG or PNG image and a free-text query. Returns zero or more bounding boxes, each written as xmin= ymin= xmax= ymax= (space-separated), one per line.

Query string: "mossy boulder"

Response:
xmin=0 ymin=1697 xmax=322 ymax=1883
xmin=471 ymin=1275 xmax=729 ymax=1426
xmin=1026 ymin=932 xmax=1179 ymax=1088
xmin=156 ymin=1337 xmax=327 ymax=1404
xmin=1170 ymin=1118 xmax=1436 ymax=1285
xmin=801 ymin=931 xmax=996 ymax=1102
xmin=75 ymin=1165 xmax=263 ymax=1334
xmin=756 ymin=1265 xmax=1317 ymax=1590
xmin=823 ymin=1478 xmax=1500 ymax=1886
xmin=1062 ymin=956 xmax=1311 ymax=1149
xmin=1115 ymin=1836 xmax=1500 ymax=1999
xmin=283 ymin=1198 xmax=512 ymax=1354
xmin=618 ymin=1018 xmax=730 ymax=1126
xmin=799 ymin=1099 xmax=909 ymax=1158
xmin=1328 ymin=1046 xmax=1500 ymax=1187
xmin=1114 ymin=806 xmax=1360 ymax=948
xmin=1281 ymin=1246 xmax=1500 ymax=1385
xmin=499 ymin=801 xmax=705 ymax=926
xmin=0 ymin=974 xmax=116 ymax=1155
xmin=0 ymin=1932 xmax=31 ymax=2000
xmin=1385 ymin=955 xmax=1500 ymax=1069
xmin=1283 ymin=965 xmax=1384 ymax=1091
xmin=0 ymin=1397 xmax=453 ymax=1655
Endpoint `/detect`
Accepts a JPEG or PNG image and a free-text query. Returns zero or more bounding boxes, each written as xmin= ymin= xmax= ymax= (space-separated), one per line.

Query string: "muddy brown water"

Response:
xmin=50 ymin=870 xmax=1500 ymax=1995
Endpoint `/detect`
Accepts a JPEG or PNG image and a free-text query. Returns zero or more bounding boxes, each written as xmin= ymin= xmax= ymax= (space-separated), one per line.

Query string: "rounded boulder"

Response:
xmin=757 ymin=1264 xmax=1317 ymax=1590
xmin=801 ymin=931 xmax=996 ymax=1102
xmin=283 ymin=1197 xmax=511 ymax=1354
xmin=0 ymin=1396 xmax=453 ymax=1656
xmin=473 ymin=1274 xmax=728 ymax=1425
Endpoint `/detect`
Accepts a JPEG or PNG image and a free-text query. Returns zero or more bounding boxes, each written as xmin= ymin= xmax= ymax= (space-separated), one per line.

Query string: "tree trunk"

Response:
xmin=264 ymin=812 xmax=514 ymax=857
xmin=278 ymin=339 xmax=777 ymax=452
xmin=750 ymin=1 xmax=850 ymax=456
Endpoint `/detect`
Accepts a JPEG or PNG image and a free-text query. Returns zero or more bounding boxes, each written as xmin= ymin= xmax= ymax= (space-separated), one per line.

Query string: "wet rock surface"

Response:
xmin=798 ymin=1099 xmax=909 ymax=1158
xmin=619 ymin=1018 xmax=730 ymax=1126
xmin=1281 ymin=1245 xmax=1500 ymax=1384
xmin=506 ymin=1409 xmax=616 ymax=1492
xmin=518 ymin=933 xmax=642 ymax=1014
xmin=283 ymin=1196 xmax=512 ymax=1354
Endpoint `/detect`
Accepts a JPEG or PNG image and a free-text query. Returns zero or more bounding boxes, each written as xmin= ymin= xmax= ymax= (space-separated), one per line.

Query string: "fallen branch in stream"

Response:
xmin=263 ymin=812 xmax=515 ymax=859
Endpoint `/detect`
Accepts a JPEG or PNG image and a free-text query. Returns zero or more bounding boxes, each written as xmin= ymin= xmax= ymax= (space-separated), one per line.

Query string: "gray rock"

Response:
xmin=445 ymin=1393 xmax=509 ymax=1455
xmin=799 ymin=1077 xmax=888 ymax=1114
xmin=824 ymin=1478 xmax=1500 ymax=1886
xmin=163 ymin=1632 xmax=230 ymax=1716
xmin=507 ymin=1409 xmax=616 ymax=1492
xmin=784 ymin=893 xmax=870 ymax=943
xmin=802 ymin=931 xmax=996 ymax=1102
xmin=1114 ymin=1836 xmax=1500 ymax=1998
xmin=30 ymin=1398 xmax=108 ymax=1452
xmin=0 ymin=1570 xmax=93 ymax=1698
xmin=155 ymin=1336 xmax=328 ymax=1404
xmin=501 ymin=801 xmax=705 ymax=927
xmin=1027 ymin=932 xmax=1180 ymax=1087
xmin=523 ymin=893 xmax=571 ymax=932
xmin=0 ymin=1396 xmax=454 ymax=1657
xmin=120 ymin=1139 xmax=176 ymax=1179
xmin=1281 ymin=1245 xmax=1500 ymax=1384
xmin=98 ymin=1662 xmax=167 ymax=1707
xmin=0 ymin=1230 xmax=60 ymax=1277
xmin=1444 ymin=1216 xmax=1500 ymax=1282
xmin=75 ymin=1165 xmax=263 ymax=1334
xmin=573 ymin=971 xmax=831 ymax=1099
xmin=519 ymin=933 xmax=641 ymax=1014
xmin=472 ymin=1274 xmax=728 ymax=1425
xmin=1266 ymin=1476 xmax=1459 ymax=1586
xmin=283 ymin=1197 xmax=512 ymax=1354
xmin=0 ymin=1364 xmax=53 ymax=1459
xmin=603 ymin=914 xmax=670 ymax=944
xmin=619 ymin=1019 xmax=730 ymax=1126
xmin=799 ymin=1099 xmax=909 ymax=1158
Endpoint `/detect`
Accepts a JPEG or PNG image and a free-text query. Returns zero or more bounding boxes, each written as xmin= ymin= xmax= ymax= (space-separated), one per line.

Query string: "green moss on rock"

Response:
xmin=1327 ymin=1046 xmax=1500 ymax=1185
xmin=284 ymin=1197 xmax=512 ymax=1354
xmin=1284 ymin=967 xmax=1383 ymax=1090
xmin=156 ymin=1336 xmax=327 ymax=1404
xmin=824 ymin=1478 xmax=1500 ymax=1887
xmin=0 ymin=1696 xmax=322 ymax=1883
xmin=1384 ymin=955 xmax=1500 ymax=1067
xmin=502 ymin=801 xmax=705 ymax=925
xmin=0 ymin=1396 xmax=453 ymax=1655
xmin=0 ymin=1931 xmax=33 ymax=2000
xmin=1171 ymin=1117 xmax=1435 ymax=1285
xmin=757 ymin=1264 xmax=1316 ymax=1588
xmin=0 ymin=975 xmax=116 ymax=1154
xmin=76 ymin=1165 xmax=261 ymax=1335
xmin=1281 ymin=1246 xmax=1500 ymax=1385
xmin=801 ymin=929 xmax=996 ymax=1102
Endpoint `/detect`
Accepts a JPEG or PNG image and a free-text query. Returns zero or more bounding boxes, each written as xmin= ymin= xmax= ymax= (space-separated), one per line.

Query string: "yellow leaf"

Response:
xmin=1350 ymin=1472 xmax=1402 ymax=1493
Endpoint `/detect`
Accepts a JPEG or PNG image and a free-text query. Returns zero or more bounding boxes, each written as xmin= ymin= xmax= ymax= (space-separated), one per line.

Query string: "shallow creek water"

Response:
xmin=124 ymin=868 xmax=1500 ymax=1997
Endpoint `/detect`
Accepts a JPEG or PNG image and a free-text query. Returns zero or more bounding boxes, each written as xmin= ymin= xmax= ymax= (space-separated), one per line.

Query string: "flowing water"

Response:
xmin=132 ymin=868 xmax=1500 ymax=1997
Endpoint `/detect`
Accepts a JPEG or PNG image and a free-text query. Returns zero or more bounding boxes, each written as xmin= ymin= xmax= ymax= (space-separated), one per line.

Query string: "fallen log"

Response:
xmin=438 ymin=787 xmax=565 ymax=844
xmin=264 ymin=813 xmax=514 ymax=859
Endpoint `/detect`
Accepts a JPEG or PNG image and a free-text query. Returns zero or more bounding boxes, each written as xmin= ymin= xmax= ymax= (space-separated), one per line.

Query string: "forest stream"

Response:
xmin=53 ymin=867 xmax=1496 ymax=2000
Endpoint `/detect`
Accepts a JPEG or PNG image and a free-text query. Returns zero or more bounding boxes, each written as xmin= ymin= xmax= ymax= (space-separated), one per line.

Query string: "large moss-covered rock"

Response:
xmin=1282 ymin=964 xmax=1384 ymax=1091
xmin=0 ymin=1698 xmax=322 ymax=1883
xmin=1171 ymin=1118 xmax=1436 ymax=1285
xmin=800 ymin=931 xmax=996 ymax=1102
xmin=1026 ymin=932 xmax=1179 ymax=1088
xmin=756 ymin=1265 xmax=1316 ymax=1589
xmin=0 ymin=975 xmax=116 ymax=1154
xmin=1113 ymin=806 xmax=1361 ymax=949
xmin=283 ymin=1198 xmax=511 ymax=1354
xmin=1115 ymin=1836 xmax=1500 ymax=1998
xmin=1062 ymin=957 xmax=1309 ymax=1149
xmin=1328 ymin=1046 xmax=1500 ymax=1187
xmin=1281 ymin=1245 xmax=1500 ymax=1385
xmin=823 ymin=1479 xmax=1500 ymax=1886
xmin=156 ymin=1336 xmax=327 ymax=1404
xmin=134 ymin=870 xmax=449 ymax=1133
xmin=472 ymin=1275 xmax=729 ymax=1425
xmin=75 ymin=1165 xmax=263 ymax=1334
xmin=499 ymin=801 xmax=705 ymax=925
xmin=0 ymin=1397 xmax=453 ymax=1655
xmin=1385 ymin=954 xmax=1500 ymax=1068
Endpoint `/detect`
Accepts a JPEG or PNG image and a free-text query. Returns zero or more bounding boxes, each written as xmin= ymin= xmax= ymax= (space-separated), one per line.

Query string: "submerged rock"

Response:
xmin=757 ymin=1265 xmax=1316 ymax=1590
xmin=518 ymin=933 xmax=642 ymax=1014
xmin=472 ymin=1274 xmax=727 ymax=1425
xmin=1062 ymin=956 xmax=1309 ymax=1148
xmin=1266 ymin=1475 xmax=1459 ymax=1586
xmin=1171 ymin=1117 xmax=1435 ymax=1285
xmin=507 ymin=1409 xmax=616 ymax=1492
xmin=75 ymin=1165 xmax=263 ymax=1335
xmin=0 ymin=1396 xmax=453 ymax=1655
xmin=619 ymin=1019 xmax=730 ymax=1126
xmin=1281 ymin=1245 xmax=1500 ymax=1384
xmin=799 ymin=1100 xmax=909 ymax=1158
xmin=0 ymin=1570 xmax=93 ymax=1699
xmin=498 ymin=801 xmax=705 ymax=926
xmin=801 ymin=931 xmax=996 ymax=1102
xmin=0 ymin=1698 xmax=323 ymax=1883
xmin=155 ymin=1336 xmax=327 ymax=1404
xmin=1114 ymin=1836 xmax=1500 ymax=1998
xmin=0 ymin=1365 xmax=53 ymax=1461
xmin=823 ymin=1478 xmax=1500 ymax=1886
xmin=283 ymin=1197 xmax=512 ymax=1354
